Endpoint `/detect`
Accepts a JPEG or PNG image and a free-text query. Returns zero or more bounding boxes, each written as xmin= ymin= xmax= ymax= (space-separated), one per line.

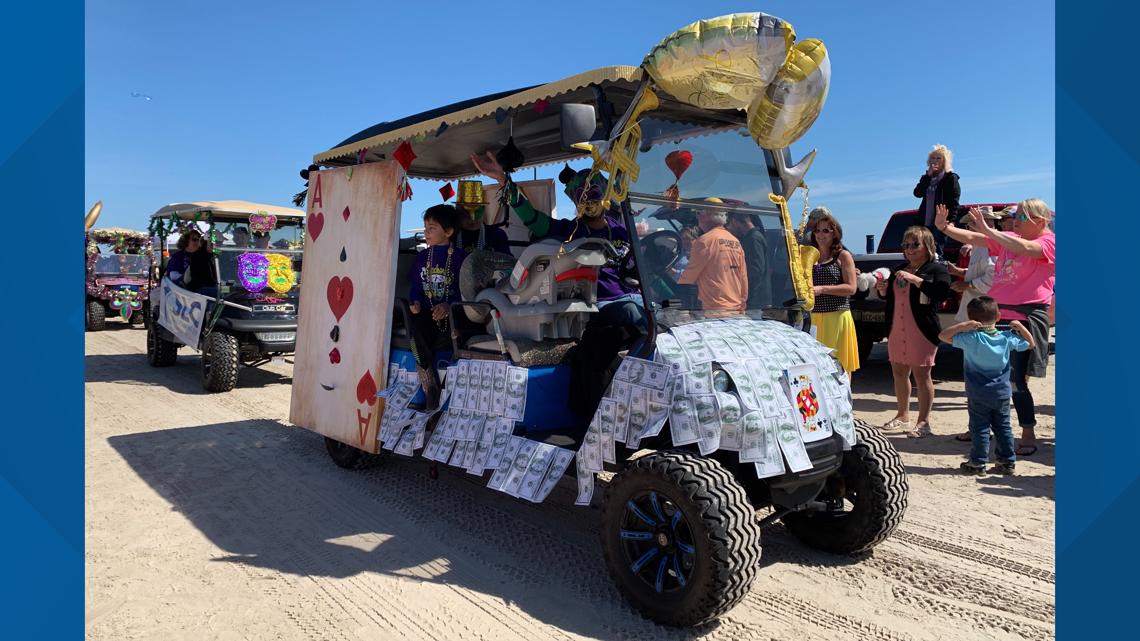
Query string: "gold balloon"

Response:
xmin=642 ymin=12 xmax=795 ymax=111
xmin=747 ymin=39 xmax=830 ymax=149
xmin=85 ymin=201 xmax=103 ymax=230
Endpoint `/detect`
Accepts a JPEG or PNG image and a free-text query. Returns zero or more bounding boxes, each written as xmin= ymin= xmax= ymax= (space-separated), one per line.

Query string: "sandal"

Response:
xmin=881 ymin=417 xmax=910 ymax=432
xmin=907 ymin=421 xmax=932 ymax=438
xmin=954 ymin=432 xmax=972 ymax=442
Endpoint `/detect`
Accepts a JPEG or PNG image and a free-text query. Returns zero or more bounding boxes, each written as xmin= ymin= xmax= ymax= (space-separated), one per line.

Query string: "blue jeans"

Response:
xmin=967 ymin=395 xmax=1015 ymax=465
xmin=595 ymin=293 xmax=646 ymax=329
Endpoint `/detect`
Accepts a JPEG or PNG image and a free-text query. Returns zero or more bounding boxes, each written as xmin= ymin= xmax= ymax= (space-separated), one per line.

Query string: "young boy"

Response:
xmin=408 ymin=204 xmax=467 ymax=409
xmin=939 ymin=296 xmax=1034 ymax=475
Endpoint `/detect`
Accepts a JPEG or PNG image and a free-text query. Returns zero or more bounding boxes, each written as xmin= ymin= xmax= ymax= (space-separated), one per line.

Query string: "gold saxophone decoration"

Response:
xmin=580 ymin=83 xmax=660 ymax=210
xmin=769 ymin=193 xmax=818 ymax=311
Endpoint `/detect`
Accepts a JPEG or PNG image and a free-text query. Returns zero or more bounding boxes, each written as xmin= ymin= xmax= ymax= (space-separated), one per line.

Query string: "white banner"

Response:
xmin=158 ymin=277 xmax=209 ymax=350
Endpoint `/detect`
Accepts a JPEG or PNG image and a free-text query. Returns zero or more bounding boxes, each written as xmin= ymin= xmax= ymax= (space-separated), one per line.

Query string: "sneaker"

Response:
xmin=959 ymin=461 xmax=986 ymax=476
xmin=988 ymin=462 xmax=1016 ymax=476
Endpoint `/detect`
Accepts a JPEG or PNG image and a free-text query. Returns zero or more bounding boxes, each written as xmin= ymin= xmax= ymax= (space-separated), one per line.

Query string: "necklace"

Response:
xmin=425 ymin=245 xmax=454 ymax=331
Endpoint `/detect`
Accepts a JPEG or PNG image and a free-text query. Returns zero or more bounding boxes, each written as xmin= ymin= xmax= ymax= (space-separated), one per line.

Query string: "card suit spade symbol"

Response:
xmin=340 ymin=247 xmax=347 ymax=262
xmin=342 ymin=205 xmax=351 ymax=221
xmin=309 ymin=212 xmax=324 ymax=241
xmin=329 ymin=348 xmax=341 ymax=364
xmin=330 ymin=325 xmax=339 ymax=342
xmin=356 ymin=370 xmax=378 ymax=406
xmin=326 ymin=276 xmax=354 ymax=321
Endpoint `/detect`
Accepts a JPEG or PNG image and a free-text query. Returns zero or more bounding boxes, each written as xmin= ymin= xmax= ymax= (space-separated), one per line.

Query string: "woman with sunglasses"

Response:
xmin=809 ymin=212 xmax=859 ymax=375
xmin=915 ymin=144 xmax=961 ymax=253
xmin=875 ymin=226 xmax=952 ymax=437
xmin=936 ymin=199 xmax=1055 ymax=456
xmin=164 ymin=229 xmax=210 ymax=289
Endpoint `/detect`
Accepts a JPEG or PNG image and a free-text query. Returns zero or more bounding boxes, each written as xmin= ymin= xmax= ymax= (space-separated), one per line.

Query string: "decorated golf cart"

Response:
xmin=289 ymin=13 xmax=907 ymax=627
xmin=146 ymin=200 xmax=305 ymax=392
xmin=85 ymin=225 xmax=155 ymax=331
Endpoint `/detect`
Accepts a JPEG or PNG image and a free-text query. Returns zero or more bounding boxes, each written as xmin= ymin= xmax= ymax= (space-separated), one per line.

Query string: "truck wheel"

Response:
xmin=601 ymin=451 xmax=762 ymax=627
xmin=86 ymin=300 xmax=106 ymax=332
xmin=324 ymin=437 xmax=376 ymax=469
xmin=146 ymin=324 xmax=178 ymax=366
xmin=129 ymin=307 xmax=146 ymax=325
xmin=782 ymin=419 xmax=908 ymax=554
xmin=202 ymin=332 xmax=239 ymax=392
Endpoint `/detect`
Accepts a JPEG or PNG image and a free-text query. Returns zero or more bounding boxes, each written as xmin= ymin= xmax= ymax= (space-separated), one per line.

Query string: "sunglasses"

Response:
xmin=572 ymin=184 xmax=604 ymax=202
xmin=188 ymin=237 xmax=202 ymax=243
xmin=814 ymin=228 xmax=835 ymax=234
xmin=900 ymin=241 xmax=922 ymax=250
xmin=1015 ymin=211 xmax=1046 ymax=223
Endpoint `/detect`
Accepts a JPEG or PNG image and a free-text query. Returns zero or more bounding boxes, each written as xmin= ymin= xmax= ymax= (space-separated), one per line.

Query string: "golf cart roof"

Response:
xmin=88 ymin=227 xmax=150 ymax=242
xmin=150 ymin=200 xmax=305 ymax=221
xmin=314 ymin=66 xmax=748 ymax=180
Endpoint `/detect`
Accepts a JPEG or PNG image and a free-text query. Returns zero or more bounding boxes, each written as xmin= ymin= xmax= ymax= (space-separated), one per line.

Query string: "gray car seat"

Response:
xmin=472 ymin=237 xmax=610 ymax=342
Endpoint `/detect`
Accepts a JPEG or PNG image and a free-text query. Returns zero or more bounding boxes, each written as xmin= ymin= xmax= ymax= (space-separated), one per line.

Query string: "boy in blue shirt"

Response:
xmin=408 ymin=205 xmax=468 ymax=410
xmin=939 ymin=296 xmax=1034 ymax=475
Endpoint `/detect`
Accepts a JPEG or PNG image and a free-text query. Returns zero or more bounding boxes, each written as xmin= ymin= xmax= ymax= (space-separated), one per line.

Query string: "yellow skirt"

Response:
xmin=813 ymin=309 xmax=860 ymax=374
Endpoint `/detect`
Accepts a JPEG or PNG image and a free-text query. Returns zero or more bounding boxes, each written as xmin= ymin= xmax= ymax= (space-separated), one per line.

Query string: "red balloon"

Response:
xmin=665 ymin=150 xmax=693 ymax=181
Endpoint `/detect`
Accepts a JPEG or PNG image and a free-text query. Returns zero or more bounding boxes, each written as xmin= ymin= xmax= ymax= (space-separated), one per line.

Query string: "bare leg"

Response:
xmin=889 ymin=362 xmax=912 ymax=422
xmin=913 ymin=365 xmax=935 ymax=424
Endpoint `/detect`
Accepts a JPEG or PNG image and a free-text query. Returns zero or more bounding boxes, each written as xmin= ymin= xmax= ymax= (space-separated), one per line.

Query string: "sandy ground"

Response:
xmin=86 ymin=325 xmax=1054 ymax=641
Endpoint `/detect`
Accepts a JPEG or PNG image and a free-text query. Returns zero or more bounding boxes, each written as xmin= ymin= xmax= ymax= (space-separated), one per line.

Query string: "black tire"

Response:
xmin=324 ymin=436 xmax=376 ymax=469
xmin=146 ymin=323 xmax=178 ymax=366
xmin=86 ymin=300 xmax=106 ymax=332
xmin=202 ymin=332 xmax=239 ymax=393
xmin=128 ymin=306 xmax=146 ymax=325
xmin=601 ymin=451 xmax=762 ymax=627
xmin=782 ymin=419 xmax=908 ymax=554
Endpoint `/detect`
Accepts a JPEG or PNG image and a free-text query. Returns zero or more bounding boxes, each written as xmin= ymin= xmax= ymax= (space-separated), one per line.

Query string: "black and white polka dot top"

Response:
xmin=812 ymin=256 xmax=850 ymax=313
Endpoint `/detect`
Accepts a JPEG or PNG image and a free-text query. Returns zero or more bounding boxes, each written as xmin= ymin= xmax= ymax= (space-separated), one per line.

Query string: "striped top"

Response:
xmin=812 ymin=257 xmax=849 ymax=313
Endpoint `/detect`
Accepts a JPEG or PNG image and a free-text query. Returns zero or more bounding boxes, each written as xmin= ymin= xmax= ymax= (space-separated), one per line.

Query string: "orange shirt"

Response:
xmin=678 ymin=226 xmax=748 ymax=312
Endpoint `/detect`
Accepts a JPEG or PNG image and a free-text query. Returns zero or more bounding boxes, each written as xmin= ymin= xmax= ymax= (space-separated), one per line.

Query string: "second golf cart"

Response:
xmin=146 ymin=200 xmax=305 ymax=392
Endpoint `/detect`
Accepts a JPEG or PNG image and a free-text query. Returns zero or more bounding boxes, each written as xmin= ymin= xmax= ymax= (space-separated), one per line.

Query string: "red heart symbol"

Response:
xmin=326 ymin=276 xmax=353 ymax=321
xmin=342 ymin=205 xmax=351 ymax=221
xmin=309 ymin=212 xmax=324 ymax=241
xmin=356 ymin=370 xmax=377 ymax=406
xmin=329 ymin=348 xmax=341 ymax=364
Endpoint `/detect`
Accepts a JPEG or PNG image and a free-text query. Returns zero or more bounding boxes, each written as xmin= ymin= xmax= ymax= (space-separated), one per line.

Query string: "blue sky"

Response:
xmin=85 ymin=1 xmax=1054 ymax=246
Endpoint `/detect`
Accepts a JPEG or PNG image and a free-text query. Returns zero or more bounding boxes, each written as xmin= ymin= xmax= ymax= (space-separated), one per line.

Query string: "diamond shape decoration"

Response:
xmin=439 ymin=183 xmax=455 ymax=201
xmin=393 ymin=141 xmax=416 ymax=171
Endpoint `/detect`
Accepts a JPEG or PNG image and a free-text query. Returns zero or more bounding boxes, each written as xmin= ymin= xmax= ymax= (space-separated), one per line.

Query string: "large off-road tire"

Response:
xmin=128 ymin=307 xmax=146 ymax=325
xmin=324 ymin=437 xmax=377 ymax=470
xmin=202 ymin=332 xmax=239 ymax=393
xmin=146 ymin=323 xmax=178 ymax=366
xmin=601 ymin=451 xmax=762 ymax=627
xmin=782 ymin=419 xmax=908 ymax=554
xmin=86 ymin=300 xmax=106 ymax=332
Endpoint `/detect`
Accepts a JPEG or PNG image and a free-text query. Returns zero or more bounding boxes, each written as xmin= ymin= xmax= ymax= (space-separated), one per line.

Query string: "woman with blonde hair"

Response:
xmin=809 ymin=212 xmax=859 ymax=374
xmin=875 ymin=226 xmax=952 ymax=436
xmin=915 ymin=144 xmax=961 ymax=252
xmin=936 ymin=198 xmax=1056 ymax=456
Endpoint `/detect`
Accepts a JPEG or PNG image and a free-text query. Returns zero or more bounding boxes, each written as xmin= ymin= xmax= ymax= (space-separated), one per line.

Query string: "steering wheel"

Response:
xmin=638 ymin=229 xmax=683 ymax=274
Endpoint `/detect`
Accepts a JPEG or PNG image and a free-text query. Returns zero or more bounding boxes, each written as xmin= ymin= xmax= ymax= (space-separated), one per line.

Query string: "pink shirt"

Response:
xmin=986 ymin=231 xmax=1055 ymax=321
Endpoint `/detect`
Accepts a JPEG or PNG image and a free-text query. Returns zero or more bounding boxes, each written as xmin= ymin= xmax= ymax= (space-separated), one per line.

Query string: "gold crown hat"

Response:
xmin=455 ymin=179 xmax=488 ymax=211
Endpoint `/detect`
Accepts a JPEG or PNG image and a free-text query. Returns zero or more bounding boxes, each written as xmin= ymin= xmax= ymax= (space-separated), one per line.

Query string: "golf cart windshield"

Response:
xmin=93 ymin=252 xmax=151 ymax=276
xmin=623 ymin=122 xmax=792 ymax=324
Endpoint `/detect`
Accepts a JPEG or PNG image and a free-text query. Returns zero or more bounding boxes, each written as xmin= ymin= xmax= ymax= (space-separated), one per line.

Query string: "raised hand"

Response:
xmin=470 ymin=152 xmax=506 ymax=184
xmin=935 ymin=203 xmax=950 ymax=230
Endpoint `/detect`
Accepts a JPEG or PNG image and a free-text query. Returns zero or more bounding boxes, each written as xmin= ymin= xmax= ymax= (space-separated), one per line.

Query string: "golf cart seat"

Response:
xmin=473 ymin=237 xmax=608 ymax=342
